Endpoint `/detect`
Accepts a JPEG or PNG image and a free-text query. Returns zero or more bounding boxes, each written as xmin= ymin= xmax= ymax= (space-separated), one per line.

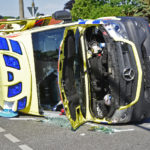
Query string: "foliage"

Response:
xmin=65 ymin=0 xmax=150 ymax=21
xmin=71 ymin=0 xmax=128 ymax=21
xmin=2 ymin=16 xmax=16 ymax=19
xmin=64 ymin=0 xmax=75 ymax=10
xmin=90 ymin=4 xmax=126 ymax=18
xmin=71 ymin=0 xmax=98 ymax=20
xmin=128 ymin=0 xmax=150 ymax=21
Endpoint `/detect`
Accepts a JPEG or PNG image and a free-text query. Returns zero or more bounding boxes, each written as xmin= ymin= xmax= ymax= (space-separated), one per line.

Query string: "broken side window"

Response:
xmin=32 ymin=28 xmax=65 ymax=110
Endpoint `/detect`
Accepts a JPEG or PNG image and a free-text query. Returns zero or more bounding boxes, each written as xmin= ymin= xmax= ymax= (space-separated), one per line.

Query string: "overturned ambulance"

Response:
xmin=0 ymin=16 xmax=150 ymax=130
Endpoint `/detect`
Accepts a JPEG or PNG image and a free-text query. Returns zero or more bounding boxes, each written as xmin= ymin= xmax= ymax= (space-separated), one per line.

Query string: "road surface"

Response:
xmin=0 ymin=111 xmax=150 ymax=150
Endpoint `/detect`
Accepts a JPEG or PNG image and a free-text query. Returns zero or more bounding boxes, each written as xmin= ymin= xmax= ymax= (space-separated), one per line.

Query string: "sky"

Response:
xmin=0 ymin=0 xmax=69 ymax=18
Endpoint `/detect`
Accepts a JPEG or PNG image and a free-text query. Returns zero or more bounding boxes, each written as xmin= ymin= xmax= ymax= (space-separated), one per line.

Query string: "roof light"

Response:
xmin=17 ymin=97 xmax=27 ymax=110
xmin=78 ymin=20 xmax=87 ymax=24
xmin=8 ymin=82 xmax=22 ymax=97
xmin=3 ymin=55 xmax=20 ymax=70
xmin=10 ymin=40 xmax=22 ymax=55
xmin=92 ymin=19 xmax=101 ymax=24
xmin=0 ymin=37 xmax=9 ymax=50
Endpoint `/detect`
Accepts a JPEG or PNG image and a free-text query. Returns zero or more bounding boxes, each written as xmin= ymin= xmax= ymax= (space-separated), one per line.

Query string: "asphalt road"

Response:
xmin=0 ymin=111 xmax=150 ymax=150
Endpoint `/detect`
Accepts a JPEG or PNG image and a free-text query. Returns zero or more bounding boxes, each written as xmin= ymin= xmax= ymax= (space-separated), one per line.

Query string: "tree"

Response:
xmin=71 ymin=0 xmax=127 ymax=21
xmin=128 ymin=0 xmax=150 ymax=21
xmin=3 ymin=16 xmax=16 ymax=19
xmin=90 ymin=4 xmax=126 ymax=19
xmin=64 ymin=0 xmax=75 ymax=10
xmin=70 ymin=0 xmax=150 ymax=21
xmin=143 ymin=0 xmax=150 ymax=5
xmin=71 ymin=0 xmax=100 ymax=20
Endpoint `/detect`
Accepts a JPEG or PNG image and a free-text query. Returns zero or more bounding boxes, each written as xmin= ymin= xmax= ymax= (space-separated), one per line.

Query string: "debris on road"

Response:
xmin=88 ymin=126 xmax=114 ymax=134
xmin=88 ymin=125 xmax=134 ymax=134
xmin=39 ymin=117 xmax=71 ymax=128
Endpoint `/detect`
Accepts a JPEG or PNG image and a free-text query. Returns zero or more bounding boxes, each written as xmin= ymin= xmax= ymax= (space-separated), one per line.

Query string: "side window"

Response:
xmin=32 ymin=28 xmax=65 ymax=60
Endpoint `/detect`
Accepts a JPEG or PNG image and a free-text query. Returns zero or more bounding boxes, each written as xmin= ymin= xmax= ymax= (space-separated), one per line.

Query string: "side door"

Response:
xmin=58 ymin=26 xmax=92 ymax=130
xmin=58 ymin=25 xmax=110 ymax=130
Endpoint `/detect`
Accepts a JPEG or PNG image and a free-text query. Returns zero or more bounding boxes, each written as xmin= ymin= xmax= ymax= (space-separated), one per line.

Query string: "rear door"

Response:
xmin=0 ymin=37 xmax=32 ymax=113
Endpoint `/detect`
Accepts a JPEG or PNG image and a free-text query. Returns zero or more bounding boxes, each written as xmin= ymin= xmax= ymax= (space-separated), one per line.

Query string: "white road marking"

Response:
xmin=9 ymin=118 xmax=37 ymax=121
xmin=19 ymin=144 xmax=33 ymax=150
xmin=141 ymin=124 xmax=150 ymax=128
xmin=4 ymin=133 xmax=20 ymax=143
xmin=80 ymin=133 xmax=86 ymax=136
xmin=0 ymin=126 xmax=33 ymax=150
xmin=0 ymin=127 xmax=5 ymax=132
xmin=113 ymin=129 xmax=135 ymax=132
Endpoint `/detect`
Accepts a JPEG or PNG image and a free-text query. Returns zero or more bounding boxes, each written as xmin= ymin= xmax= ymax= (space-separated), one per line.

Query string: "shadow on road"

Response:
xmin=135 ymin=118 xmax=150 ymax=132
